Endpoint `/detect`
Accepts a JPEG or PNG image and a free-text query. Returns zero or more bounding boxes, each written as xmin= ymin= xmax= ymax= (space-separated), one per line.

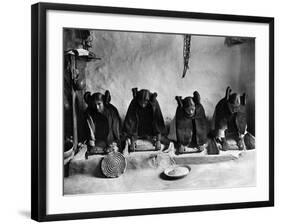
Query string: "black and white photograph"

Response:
xmin=63 ymin=28 xmax=256 ymax=195
xmin=29 ymin=1 xmax=274 ymax=222
xmin=0 ymin=0 xmax=278 ymax=223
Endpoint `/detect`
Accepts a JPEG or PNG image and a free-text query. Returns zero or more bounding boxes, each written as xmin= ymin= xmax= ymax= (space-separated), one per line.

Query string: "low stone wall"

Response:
xmin=68 ymin=145 xmax=240 ymax=177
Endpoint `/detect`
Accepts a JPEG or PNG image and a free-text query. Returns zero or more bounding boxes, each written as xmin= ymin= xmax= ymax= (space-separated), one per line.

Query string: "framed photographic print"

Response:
xmin=31 ymin=2 xmax=274 ymax=222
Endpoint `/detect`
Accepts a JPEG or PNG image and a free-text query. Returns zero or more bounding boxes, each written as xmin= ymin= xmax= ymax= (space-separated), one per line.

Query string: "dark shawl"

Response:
xmin=175 ymin=103 xmax=208 ymax=146
xmin=85 ymin=103 xmax=122 ymax=147
xmin=214 ymin=89 xmax=247 ymax=135
xmin=123 ymin=96 xmax=166 ymax=139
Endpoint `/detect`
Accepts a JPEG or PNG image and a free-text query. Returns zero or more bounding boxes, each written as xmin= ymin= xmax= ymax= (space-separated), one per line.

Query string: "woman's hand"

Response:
xmin=155 ymin=140 xmax=162 ymax=150
xmin=105 ymin=142 xmax=119 ymax=153
xmin=237 ymin=135 xmax=246 ymax=151
xmin=178 ymin=144 xmax=185 ymax=154
xmin=129 ymin=137 xmax=137 ymax=152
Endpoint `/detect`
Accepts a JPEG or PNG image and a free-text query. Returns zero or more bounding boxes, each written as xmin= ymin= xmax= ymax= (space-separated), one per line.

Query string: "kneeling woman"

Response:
xmin=84 ymin=90 xmax=122 ymax=157
xmin=212 ymin=86 xmax=255 ymax=151
xmin=123 ymin=88 xmax=167 ymax=152
xmin=168 ymin=91 xmax=208 ymax=154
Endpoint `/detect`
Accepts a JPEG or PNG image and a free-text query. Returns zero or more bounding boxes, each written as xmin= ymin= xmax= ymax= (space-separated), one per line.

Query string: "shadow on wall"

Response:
xmin=63 ymin=29 xmax=255 ymax=140
xmin=238 ymin=40 xmax=255 ymax=135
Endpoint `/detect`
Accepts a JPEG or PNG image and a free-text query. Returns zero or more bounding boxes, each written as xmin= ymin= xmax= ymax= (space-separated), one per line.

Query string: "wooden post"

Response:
xmin=70 ymin=55 xmax=78 ymax=152
xmin=66 ymin=49 xmax=100 ymax=153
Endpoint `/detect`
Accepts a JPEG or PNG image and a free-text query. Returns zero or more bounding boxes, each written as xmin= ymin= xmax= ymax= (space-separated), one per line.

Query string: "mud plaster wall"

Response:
xmin=63 ymin=29 xmax=255 ymax=139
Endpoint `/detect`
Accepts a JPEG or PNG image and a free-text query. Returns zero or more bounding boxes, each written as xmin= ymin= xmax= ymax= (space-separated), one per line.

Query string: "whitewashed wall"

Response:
xmin=64 ymin=29 xmax=255 ymax=135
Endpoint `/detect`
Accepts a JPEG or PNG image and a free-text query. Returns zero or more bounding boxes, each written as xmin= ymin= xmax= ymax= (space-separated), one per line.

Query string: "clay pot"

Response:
xmin=244 ymin=132 xmax=255 ymax=149
xmin=73 ymin=78 xmax=86 ymax=90
xmin=64 ymin=139 xmax=74 ymax=159
xmin=64 ymin=145 xmax=74 ymax=159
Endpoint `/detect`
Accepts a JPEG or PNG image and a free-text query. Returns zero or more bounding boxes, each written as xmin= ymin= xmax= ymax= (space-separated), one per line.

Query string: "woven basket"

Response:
xmin=101 ymin=152 xmax=127 ymax=178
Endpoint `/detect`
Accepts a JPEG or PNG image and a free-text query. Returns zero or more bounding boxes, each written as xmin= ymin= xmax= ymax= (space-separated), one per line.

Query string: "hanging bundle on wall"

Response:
xmin=75 ymin=29 xmax=92 ymax=50
xmin=182 ymin=34 xmax=191 ymax=78
xmin=69 ymin=29 xmax=101 ymax=61
xmin=224 ymin=37 xmax=248 ymax=47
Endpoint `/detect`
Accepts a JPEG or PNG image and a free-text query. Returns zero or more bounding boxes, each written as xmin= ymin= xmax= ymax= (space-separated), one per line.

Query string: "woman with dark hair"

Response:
xmin=123 ymin=88 xmax=168 ymax=152
xmin=212 ymin=86 xmax=255 ymax=151
xmin=168 ymin=91 xmax=208 ymax=154
xmin=84 ymin=90 xmax=122 ymax=156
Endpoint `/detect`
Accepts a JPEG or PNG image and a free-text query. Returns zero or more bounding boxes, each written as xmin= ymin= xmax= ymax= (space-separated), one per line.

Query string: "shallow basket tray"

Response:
xmin=101 ymin=152 xmax=127 ymax=178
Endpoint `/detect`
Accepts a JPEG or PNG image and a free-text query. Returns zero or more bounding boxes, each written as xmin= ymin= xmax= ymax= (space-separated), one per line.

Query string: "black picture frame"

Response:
xmin=31 ymin=2 xmax=274 ymax=222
